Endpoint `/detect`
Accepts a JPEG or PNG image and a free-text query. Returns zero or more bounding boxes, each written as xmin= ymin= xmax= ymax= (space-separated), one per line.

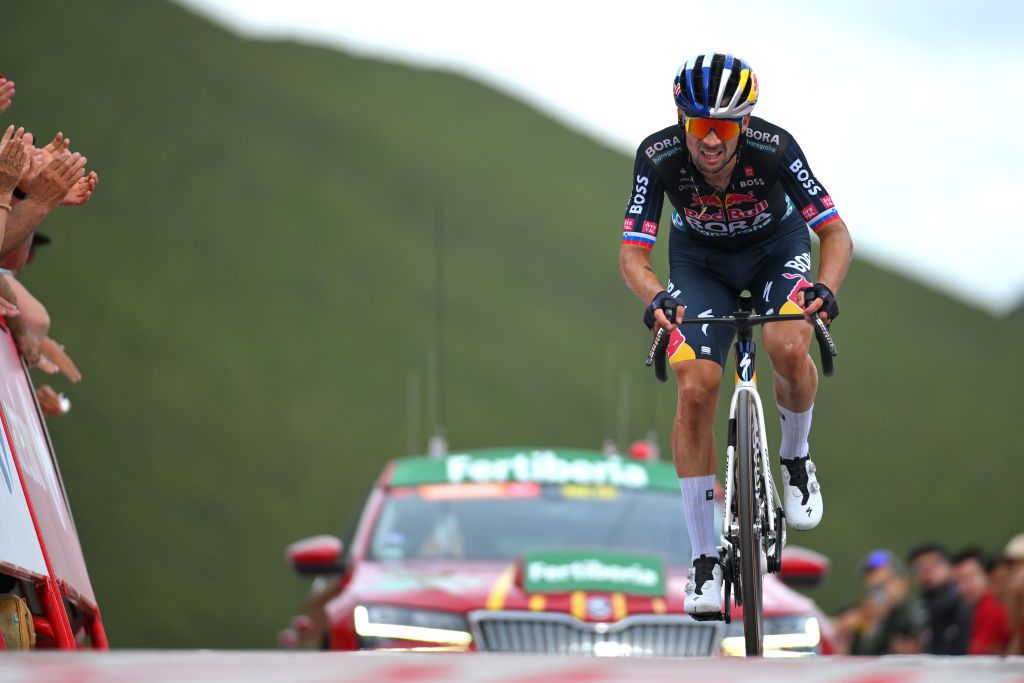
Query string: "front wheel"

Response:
xmin=736 ymin=392 xmax=764 ymax=656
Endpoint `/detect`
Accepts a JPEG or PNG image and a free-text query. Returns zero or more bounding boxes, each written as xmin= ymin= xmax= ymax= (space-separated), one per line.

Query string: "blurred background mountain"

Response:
xmin=3 ymin=1 xmax=1020 ymax=647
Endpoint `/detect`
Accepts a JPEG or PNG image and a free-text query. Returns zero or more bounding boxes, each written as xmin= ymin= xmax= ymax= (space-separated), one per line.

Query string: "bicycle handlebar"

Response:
xmin=645 ymin=305 xmax=838 ymax=381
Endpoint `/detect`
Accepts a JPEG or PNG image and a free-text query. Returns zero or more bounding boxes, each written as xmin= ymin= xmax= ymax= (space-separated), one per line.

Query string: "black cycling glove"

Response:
xmin=643 ymin=291 xmax=683 ymax=330
xmin=800 ymin=283 xmax=839 ymax=322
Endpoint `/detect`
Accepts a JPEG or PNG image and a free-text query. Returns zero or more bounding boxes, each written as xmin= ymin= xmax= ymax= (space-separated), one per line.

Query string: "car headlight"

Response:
xmin=720 ymin=616 xmax=821 ymax=657
xmin=354 ymin=605 xmax=472 ymax=647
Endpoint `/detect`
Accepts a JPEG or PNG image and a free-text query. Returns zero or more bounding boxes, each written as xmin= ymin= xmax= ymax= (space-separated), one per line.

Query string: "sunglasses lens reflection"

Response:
xmin=685 ymin=117 xmax=741 ymax=141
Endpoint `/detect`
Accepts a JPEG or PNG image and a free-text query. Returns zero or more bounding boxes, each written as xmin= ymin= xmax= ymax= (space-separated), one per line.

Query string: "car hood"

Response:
xmin=341 ymin=555 xmax=814 ymax=621
xmin=345 ymin=560 xmax=511 ymax=612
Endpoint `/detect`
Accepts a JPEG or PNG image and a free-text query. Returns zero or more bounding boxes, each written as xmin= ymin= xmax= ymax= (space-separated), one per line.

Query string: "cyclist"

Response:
xmin=618 ymin=53 xmax=853 ymax=616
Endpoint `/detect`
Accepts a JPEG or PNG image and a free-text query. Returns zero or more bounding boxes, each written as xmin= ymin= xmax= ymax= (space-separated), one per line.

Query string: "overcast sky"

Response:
xmin=177 ymin=0 xmax=1024 ymax=315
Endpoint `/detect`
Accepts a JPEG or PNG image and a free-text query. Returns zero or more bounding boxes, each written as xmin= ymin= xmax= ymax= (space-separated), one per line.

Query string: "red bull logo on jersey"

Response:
xmin=685 ymin=191 xmax=768 ymax=223
xmin=725 ymin=193 xmax=756 ymax=208
xmin=690 ymin=193 xmax=724 ymax=209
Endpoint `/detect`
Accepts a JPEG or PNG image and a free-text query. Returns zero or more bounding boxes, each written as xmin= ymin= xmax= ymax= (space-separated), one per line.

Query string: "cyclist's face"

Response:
xmin=681 ymin=112 xmax=748 ymax=175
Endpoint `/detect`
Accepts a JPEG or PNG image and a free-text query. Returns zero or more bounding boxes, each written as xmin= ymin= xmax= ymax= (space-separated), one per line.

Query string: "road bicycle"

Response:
xmin=646 ymin=294 xmax=837 ymax=656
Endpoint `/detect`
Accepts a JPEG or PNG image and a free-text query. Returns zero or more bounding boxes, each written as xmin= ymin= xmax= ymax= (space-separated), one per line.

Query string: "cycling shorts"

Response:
xmin=665 ymin=228 xmax=814 ymax=369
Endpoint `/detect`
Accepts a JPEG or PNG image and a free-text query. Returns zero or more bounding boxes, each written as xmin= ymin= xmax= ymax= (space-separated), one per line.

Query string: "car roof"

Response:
xmin=382 ymin=447 xmax=679 ymax=492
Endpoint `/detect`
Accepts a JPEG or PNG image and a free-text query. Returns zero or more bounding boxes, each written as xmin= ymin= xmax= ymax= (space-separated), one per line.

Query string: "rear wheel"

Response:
xmin=736 ymin=392 xmax=764 ymax=657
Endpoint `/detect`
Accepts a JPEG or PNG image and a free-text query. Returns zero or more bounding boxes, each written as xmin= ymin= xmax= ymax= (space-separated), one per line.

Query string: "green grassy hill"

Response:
xmin=2 ymin=1 xmax=1021 ymax=647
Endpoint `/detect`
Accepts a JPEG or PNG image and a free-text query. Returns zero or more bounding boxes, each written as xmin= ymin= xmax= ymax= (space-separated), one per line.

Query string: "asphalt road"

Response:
xmin=0 ymin=652 xmax=1021 ymax=683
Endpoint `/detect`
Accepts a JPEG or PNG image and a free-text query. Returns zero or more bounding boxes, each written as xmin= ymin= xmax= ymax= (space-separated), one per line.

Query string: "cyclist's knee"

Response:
xmin=673 ymin=360 xmax=721 ymax=414
xmin=763 ymin=324 xmax=813 ymax=377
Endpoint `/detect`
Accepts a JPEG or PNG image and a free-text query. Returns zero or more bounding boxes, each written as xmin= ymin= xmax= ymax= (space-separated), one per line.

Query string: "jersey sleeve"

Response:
xmin=778 ymin=135 xmax=840 ymax=233
xmin=621 ymin=151 xmax=665 ymax=250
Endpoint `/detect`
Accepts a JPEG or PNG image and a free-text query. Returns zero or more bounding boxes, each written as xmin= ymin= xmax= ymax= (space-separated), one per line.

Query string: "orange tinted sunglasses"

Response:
xmin=683 ymin=117 xmax=744 ymax=141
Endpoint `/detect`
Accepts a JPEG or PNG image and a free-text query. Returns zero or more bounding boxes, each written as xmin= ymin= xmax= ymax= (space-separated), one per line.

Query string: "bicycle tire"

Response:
xmin=736 ymin=392 xmax=764 ymax=656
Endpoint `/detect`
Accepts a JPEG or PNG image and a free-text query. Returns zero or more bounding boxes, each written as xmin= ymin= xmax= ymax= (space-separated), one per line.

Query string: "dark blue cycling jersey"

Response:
xmin=622 ymin=116 xmax=840 ymax=254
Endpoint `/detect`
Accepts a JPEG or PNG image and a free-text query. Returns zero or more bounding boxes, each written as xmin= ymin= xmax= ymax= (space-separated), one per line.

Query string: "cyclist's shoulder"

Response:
xmin=742 ymin=116 xmax=794 ymax=157
xmin=634 ymin=124 xmax=686 ymax=164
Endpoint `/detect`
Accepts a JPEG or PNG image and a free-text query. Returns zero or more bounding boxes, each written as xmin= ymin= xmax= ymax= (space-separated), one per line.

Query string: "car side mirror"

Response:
xmin=286 ymin=535 xmax=346 ymax=576
xmin=779 ymin=545 xmax=829 ymax=588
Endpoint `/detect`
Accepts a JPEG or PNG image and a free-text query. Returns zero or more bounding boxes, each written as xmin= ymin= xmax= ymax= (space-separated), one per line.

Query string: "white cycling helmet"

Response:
xmin=674 ymin=52 xmax=758 ymax=119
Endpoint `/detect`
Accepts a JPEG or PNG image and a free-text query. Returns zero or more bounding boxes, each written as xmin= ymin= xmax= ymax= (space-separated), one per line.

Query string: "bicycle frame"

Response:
xmin=720 ymin=337 xmax=784 ymax=572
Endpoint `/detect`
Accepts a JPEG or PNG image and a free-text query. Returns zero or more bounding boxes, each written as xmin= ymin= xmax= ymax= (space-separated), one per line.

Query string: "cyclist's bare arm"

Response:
xmin=619 ymin=244 xmax=682 ymax=330
xmin=805 ymin=218 xmax=853 ymax=321
xmin=815 ymin=219 xmax=853 ymax=293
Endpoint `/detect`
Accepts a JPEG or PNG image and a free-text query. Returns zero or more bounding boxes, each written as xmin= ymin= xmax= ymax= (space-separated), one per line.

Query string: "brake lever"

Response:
xmin=810 ymin=316 xmax=837 ymax=377
xmin=645 ymin=300 xmax=679 ymax=382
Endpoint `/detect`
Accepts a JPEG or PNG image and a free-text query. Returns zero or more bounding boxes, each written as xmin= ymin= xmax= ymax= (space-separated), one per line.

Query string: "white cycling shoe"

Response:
xmin=684 ymin=555 xmax=723 ymax=616
xmin=782 ymin=455 xmax=822 ymax=531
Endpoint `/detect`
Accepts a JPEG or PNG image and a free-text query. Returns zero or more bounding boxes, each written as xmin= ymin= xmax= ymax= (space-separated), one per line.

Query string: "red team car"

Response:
xmin=282 ymin=448 xmax=834 ymax=656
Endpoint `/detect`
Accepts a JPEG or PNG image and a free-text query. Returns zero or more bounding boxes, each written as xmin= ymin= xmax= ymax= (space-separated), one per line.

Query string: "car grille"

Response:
xmin=468 ymin=611 xmax=720 ymax=657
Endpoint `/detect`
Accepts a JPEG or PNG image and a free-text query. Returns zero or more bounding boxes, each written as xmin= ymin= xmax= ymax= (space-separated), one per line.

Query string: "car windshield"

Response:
xmin=369 ymin=483 xmax=716 ymax=566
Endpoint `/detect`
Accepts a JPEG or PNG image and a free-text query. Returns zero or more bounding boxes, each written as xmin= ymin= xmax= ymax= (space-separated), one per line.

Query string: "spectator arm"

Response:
xmin=1 ymin=198 xmax=49 ymax=259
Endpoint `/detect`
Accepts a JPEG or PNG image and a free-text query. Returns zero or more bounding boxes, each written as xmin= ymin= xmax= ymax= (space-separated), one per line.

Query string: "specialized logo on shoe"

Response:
xmin=784 ymin=456 xmax=822 ymax=531
xmin=783 ymin=457 xmax=811 ymax=505
xmin=691 ymin=556 xmax=719 ymax=594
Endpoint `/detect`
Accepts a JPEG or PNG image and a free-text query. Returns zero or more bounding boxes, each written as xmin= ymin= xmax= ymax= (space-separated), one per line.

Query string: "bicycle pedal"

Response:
xmin=689 ymin=611 xmax=726 ymax=622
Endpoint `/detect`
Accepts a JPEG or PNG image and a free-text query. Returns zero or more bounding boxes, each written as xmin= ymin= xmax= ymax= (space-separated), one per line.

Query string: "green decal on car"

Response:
xmin=389 ymin=449 xmax=677 ymax=491
xmin=522 ymin=550 xmax=666 ymax=596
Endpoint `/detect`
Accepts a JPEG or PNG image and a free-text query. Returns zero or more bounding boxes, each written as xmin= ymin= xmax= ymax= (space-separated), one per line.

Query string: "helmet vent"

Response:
xmin=675 ymin=52 xmax=758 ymax=118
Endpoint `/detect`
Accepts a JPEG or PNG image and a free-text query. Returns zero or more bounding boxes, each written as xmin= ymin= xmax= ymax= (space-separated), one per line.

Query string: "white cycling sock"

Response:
xmin=679 ymin=475 xmax=717 ymax=562
xmin=778 ymin=404 xmax=813 ymax=460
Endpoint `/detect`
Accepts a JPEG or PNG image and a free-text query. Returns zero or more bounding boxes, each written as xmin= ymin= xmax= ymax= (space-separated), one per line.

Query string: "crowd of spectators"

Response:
xmin=832 ymin=534 xmax=1024 ymax=656
xmin=0 ymin=73 xmax=96 ymax=413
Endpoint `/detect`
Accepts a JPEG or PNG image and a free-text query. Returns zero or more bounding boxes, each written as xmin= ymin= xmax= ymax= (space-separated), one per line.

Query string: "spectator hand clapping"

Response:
xmin=27 ymin=152 xmax=87 ymax=210
xmin=0 ymin=126 xmax=30 ymax=196
xmin=0 ymin=76 xmax=14 ymax=115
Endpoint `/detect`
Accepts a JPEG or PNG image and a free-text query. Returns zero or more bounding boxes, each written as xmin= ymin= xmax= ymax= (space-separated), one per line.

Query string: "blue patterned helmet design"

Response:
xmin=673 ymin=53 xmax=758 ymax=118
